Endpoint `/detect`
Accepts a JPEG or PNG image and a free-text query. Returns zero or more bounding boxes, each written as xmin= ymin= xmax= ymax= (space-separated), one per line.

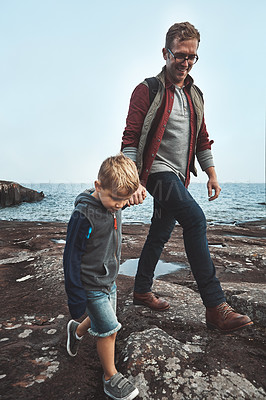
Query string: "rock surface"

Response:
xmin=0 ymin=181 xmax=44 ymax=208
xmin=0 ymin=219 xmax=265 ymax=399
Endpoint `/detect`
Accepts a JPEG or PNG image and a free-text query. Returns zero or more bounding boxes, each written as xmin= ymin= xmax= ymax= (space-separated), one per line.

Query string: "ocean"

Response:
xmin=0 ymin=183 xmax=265 ymax=225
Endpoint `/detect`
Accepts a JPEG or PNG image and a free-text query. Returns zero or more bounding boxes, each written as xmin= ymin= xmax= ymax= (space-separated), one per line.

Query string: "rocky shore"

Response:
xmin=0 ymin=219 xmax=265 ymax=399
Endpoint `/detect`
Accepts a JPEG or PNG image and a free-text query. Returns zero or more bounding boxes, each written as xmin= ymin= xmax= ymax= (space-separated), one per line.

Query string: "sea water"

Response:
xmin=0 ymin=183 xmax=265 ymax=225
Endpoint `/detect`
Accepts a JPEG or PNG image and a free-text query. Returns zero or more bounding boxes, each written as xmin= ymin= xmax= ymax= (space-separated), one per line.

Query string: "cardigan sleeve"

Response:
xmin=121 ymin=83 xmax=150 ymax=154
xmin=63 ymin=210 xmax=91 ymax=319
xmin=195 ymin=115 xmax=214 ymax=152
xmin=196 ymin=149 xmax=215 ymax=171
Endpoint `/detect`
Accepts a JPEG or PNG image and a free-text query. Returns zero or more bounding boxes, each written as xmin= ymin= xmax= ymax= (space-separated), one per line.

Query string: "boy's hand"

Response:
xmin=127 ymin=184 xmax=147 ymax=206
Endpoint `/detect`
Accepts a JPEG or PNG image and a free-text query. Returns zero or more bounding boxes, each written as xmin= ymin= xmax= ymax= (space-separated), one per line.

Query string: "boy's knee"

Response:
xmin=98 ymin=331 xmax=117 ymax=340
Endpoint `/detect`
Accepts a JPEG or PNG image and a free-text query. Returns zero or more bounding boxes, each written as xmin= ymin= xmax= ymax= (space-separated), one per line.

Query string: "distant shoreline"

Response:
xmin=0 ymin=183 xmax=264 ymax=225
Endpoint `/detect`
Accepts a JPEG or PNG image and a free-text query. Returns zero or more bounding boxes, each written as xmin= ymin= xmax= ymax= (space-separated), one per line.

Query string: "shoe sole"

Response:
xmin=206 ymin=320 xmax=254 ymax=333
xmin=133 ymin=299 xmax=170 ymax=311
xmin=104 ymin=387 xmax=139 ymax=400
xmin=66 ymin=320 xmax=77 ymax=357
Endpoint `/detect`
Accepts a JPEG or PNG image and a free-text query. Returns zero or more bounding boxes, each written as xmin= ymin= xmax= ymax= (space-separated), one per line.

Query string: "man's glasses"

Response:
xmin=167 ymin=48 xmax=199 ymax=65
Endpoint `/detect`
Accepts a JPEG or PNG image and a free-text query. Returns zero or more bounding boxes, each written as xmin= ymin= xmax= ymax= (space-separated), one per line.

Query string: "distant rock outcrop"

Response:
xmin=0 ymin=180 xmax=44 ymax=208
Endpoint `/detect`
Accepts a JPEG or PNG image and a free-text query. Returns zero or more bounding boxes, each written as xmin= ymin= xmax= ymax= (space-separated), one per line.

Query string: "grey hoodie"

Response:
xmin=74 ymin=190 xmax=122 ymax=293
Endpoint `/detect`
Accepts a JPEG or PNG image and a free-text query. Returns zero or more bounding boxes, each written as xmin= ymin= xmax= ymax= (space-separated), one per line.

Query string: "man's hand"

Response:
xmin=127 ymin=183 xmax=147 ymax=206
xmin=205 ymin=166 xmax=221 ymax=201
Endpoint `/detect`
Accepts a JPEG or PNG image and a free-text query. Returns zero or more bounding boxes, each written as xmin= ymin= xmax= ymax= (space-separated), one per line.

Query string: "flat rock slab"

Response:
xmin=222 ymin=282 xmax=266 ymax=327
xmin=119 ymin=280 xmax=205 ymax=331
xmin=116 ymin=279 xmax=266 ymax=399
xmin=0 ymin=220 xmax=265 ymax=399
xmin=120 ymin=327 xmax=266 ymax=400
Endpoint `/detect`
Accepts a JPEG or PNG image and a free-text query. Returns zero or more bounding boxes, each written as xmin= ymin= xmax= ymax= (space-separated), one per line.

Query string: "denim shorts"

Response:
xmin=85 ymin=283 xmax=121 ymax=338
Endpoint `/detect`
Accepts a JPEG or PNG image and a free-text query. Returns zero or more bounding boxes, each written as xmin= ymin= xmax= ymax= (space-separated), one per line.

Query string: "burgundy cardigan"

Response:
xmin=121 ymin=74 xmax=213 ymax=187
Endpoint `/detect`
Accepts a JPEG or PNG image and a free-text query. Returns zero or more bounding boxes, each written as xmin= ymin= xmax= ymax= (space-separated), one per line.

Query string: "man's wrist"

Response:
xmin=205 ymin=166 xmax=217 ymax=179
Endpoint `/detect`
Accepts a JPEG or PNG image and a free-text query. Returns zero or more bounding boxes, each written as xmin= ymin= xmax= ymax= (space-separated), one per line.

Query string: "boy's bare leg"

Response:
xmin=97 ymin=332 xmax=117 ymax=380
xmin=76 ymin=316 xmax=91 ymax=337
xmin=76 ymin=320 xmax=118 ymax=379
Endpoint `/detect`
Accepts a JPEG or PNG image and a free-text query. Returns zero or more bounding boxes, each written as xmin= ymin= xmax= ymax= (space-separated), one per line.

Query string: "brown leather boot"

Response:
xmin=133 ymin=291 xmax=170 ymax=311
xmin=206 ymin=302 xmax=253 ymax=332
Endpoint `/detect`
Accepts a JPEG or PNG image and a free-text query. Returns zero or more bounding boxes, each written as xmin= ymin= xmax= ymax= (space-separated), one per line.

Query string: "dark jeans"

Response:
xmin=134 ymin=172 xmax=225 ymax=308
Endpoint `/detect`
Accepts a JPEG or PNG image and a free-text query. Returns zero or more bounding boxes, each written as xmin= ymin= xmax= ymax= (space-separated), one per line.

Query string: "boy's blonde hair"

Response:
xmin=98 ymin=153 xmax=139 ymax=196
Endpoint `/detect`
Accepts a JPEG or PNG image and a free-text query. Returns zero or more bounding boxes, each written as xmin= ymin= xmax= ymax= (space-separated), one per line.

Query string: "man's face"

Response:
xmin=163 ymin=38 xmax=199 ymax=87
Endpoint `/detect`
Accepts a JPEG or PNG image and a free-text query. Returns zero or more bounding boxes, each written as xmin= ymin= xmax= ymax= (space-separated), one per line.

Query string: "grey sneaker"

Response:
xmin=66 ymin=320 xmax=81 ymax=357
xmin=103 ymin=372 xmax=139 ymax=400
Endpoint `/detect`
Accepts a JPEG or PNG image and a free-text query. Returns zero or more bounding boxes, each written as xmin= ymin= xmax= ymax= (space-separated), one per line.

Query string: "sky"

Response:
xmin=0 ymin=0 xmax=265 ymax=184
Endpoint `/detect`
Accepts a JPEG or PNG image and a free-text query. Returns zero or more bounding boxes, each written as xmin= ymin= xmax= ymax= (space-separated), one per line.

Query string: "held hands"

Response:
xmin=205 ymin=167 xmax=221 ymax=201
xmin=127 ymin=183 xmax=147 ymax=206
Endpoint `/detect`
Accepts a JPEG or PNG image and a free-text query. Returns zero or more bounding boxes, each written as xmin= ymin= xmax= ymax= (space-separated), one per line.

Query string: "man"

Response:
xmin=121 ymin=22 xmax=253 ymax=332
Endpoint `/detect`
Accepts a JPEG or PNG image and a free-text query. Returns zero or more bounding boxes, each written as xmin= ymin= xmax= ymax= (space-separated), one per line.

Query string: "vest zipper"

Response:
xmin=114 ymin=214 xmax=117 ymax=230
xmin=113 ymin=213 xmax=118 ymax=269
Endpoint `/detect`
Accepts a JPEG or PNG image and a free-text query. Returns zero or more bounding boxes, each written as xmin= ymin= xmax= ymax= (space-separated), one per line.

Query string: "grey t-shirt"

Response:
xmin=149 ymin=85 xmax=190 ymax=182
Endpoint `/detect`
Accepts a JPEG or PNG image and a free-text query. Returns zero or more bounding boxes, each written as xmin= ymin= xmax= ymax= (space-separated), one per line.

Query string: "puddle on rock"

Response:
xmin=51 ymin=239 xmax=66 ymax=244
xmin=119 ymin=258 xmax=187 ymax=278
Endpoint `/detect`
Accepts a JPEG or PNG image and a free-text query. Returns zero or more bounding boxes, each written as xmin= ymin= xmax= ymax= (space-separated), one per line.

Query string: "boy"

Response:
xmin=63 ymin=154 xmax=140 ymax=400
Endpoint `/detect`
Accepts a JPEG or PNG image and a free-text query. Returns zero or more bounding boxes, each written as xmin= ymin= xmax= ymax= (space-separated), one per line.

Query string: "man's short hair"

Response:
xmin=165 ymin=22 xmax=200 ymax=49
xmin=98 ymin=153 xmax=139 ymax=196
